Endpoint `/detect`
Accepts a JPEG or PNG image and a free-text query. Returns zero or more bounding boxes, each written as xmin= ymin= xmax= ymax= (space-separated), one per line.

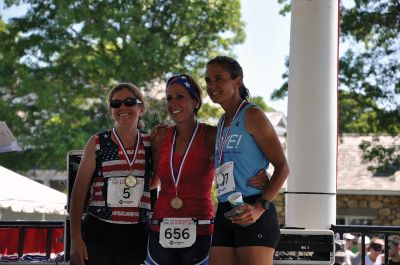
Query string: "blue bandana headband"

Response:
xmin=167 ymin=75 xmax=199 ymax=101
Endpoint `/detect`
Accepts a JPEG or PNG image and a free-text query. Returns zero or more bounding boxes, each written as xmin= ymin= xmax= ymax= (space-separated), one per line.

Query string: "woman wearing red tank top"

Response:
xmin=145 ymin=74 xmax=216 ymax=265
xmin=145 ymin=74 xmax=270 ymax=265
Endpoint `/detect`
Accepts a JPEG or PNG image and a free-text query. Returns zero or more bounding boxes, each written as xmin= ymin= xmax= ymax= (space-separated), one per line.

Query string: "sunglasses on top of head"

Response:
xmin=110 ymin=98 xmax=142 ymax=108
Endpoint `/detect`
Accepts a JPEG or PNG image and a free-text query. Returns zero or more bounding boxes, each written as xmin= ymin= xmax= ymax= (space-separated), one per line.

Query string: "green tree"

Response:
xmin=273 ymin=0 xmax=399 ymax=174
xmin=0 ymin=0 xmax=245 ymax=171
xmin=250 ymin=96 xmax=274 ymax=112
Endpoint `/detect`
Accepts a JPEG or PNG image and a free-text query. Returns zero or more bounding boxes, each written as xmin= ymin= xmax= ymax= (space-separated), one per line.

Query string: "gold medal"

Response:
xmin=170 ymin=196 xmax=183 ymax=210
xmin=216 ymin=172 xmax=224 ymax=186
xmin=125 ymin=175 xmax=137 ymax=187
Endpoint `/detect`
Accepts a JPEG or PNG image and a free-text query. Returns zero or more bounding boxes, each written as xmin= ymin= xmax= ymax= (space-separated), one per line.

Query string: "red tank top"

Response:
xmin=151 ymin=123 xmax=214 ymax=235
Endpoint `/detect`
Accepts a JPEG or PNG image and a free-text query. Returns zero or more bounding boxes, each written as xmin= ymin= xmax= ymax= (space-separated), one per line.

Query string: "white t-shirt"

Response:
xmin=345 ymin=249 xmax=355 ymax=265
xmin=365 ymin=254 xmax=383 ymax=265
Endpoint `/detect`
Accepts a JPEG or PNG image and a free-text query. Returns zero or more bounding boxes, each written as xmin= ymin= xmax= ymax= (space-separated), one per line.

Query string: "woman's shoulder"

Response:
xmin=96 ymin=129 xmax=112 ymax=138
xmin=93 ymin=129 xmax=114 ymax=143
xmin=151 ymin=126 xmax=170 ymax=148
xmin=245 ymin=105 xmax=270 ymax=123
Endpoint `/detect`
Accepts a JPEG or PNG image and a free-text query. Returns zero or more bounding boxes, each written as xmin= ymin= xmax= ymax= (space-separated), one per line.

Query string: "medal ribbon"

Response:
xmin=112 ymin=128 xmax=140 ymax=167
xmin=217 ymin=100 xmax=248 ymax=165
xmin=170 ymin=121 xmax=199 ymax=189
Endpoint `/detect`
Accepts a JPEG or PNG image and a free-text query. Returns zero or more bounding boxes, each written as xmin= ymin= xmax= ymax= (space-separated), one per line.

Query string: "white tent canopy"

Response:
xmin=0 ymin=165 xmax=67 ymax=215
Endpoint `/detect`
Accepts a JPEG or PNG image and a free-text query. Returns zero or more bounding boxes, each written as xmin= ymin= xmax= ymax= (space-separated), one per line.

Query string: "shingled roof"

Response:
xmin=337 ymin=134 xmax=399 ymax=195
xmin=265 ymin=111 xmax=287 ymax=136
xmin=273 ymin=133 xmax=399 ymax=195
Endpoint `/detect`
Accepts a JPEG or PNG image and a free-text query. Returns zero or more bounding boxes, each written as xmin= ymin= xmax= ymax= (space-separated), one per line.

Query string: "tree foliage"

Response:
xmin=0 ymin=0 xmax=245 ymax=170
xmin=360 ymin=137 xmax=399 ymax=176
xmin=250 ymin=96 xmax=274 ymax=112
xmin=273 ymin=0 xmax=399 ymax=174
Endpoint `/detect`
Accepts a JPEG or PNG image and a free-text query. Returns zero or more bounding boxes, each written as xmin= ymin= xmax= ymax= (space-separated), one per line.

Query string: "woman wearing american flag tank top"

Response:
xmin=70 ymin=83 xmax=152 ymax=265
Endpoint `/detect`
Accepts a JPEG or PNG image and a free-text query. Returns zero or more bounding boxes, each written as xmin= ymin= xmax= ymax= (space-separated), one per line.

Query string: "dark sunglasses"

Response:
xmin=370 ymin=243 xmax=383 ymax=251
xmin=110 ymin=98 xmax=142 ymax=108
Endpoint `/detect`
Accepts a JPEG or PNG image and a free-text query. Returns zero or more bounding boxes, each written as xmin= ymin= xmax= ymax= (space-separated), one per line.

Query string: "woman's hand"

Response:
xmin=70 ymin=236 xmax=89 ymax=265
xmin=247 ymin=169 xmax=271 ymax=190
xmin=229 ymin=203 xmax=265 ymax=225
xmin=150 ymin=122 xmax=170 ymax=140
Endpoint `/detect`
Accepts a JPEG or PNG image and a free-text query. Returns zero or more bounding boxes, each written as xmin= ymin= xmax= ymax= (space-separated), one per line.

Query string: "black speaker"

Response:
xmin=274 ymin=229 xmax=335 ymax=264
xmin=66 ymin=150 xmax=84 ymax=212
xmin=65 ymin=150 xmax=84 ymax=263
xmin=64 ymin=219 xmax=71 ymax=262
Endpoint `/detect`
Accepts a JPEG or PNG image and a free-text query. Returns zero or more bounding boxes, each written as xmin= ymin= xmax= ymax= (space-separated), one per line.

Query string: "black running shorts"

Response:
xmin=211 ymin=195 xmax=280 ymax=248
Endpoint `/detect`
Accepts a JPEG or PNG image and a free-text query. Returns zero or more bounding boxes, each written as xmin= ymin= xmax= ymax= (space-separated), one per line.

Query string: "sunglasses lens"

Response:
xmin=124 ymin=98 xmax=137 ymax=106
xmin=110 ymin=100 xmax=122 ymax=108
xmin=110 ymin=98 xmax=142 ymax=108
xmin=371 ymin=243 xmax=382 ymax=251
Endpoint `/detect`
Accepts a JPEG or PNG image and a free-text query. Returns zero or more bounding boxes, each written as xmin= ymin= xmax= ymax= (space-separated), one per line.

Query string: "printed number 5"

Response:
xmin=123 ymin=188 xmax=130 ymax=199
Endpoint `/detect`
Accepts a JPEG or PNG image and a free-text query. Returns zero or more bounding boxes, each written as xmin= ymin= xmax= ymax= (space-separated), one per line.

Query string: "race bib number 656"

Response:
xmin=159 ymin=218 xmax=196 ymax=248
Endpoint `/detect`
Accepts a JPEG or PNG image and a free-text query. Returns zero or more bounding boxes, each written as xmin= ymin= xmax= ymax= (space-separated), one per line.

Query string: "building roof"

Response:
xmin=337 ymin=134 xmax=399 ymax=195
xmin=265 ymin=111 xmax=287 ymax=135
xmin=272 ymin=134 xmax=399 ymax=195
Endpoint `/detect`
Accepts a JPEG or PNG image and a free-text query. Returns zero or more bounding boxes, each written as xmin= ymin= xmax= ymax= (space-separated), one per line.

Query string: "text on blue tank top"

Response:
xmin=215 ymin=103 xmax=270 ymax=202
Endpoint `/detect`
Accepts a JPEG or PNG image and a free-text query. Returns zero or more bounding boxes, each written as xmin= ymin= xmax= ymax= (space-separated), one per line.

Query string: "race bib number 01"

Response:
xmin=215 ymin=161 xmax=235 ymax=197
xmin=159 ymin=218 xmax=196 ymax=248
xmin=107 ymin=177 xmax=144 ymax=207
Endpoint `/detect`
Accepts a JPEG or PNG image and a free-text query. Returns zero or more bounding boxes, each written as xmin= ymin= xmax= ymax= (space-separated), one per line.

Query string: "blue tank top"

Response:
xmin=215 ymin=103 xmax=269 ymax=202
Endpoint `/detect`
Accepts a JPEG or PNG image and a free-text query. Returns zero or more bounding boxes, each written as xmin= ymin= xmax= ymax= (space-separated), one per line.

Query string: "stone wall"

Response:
xmin=337 ymin=194 xmax=400 ymax=226
xmin=274 ymin=193 xmax=400 ymax=226
xmin=275 ymin=193 xmax=286 ymax=225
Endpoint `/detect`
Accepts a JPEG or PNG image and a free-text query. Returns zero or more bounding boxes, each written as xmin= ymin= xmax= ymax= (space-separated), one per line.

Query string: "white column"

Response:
xmin=286 ymin=0 xmax=339 ymax=229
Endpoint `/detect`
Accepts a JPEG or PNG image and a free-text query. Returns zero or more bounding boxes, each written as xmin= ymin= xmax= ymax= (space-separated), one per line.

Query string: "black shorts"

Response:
xmin=83 ymin=214 xmax=148 ymax=265
xmin=211 ymin=195 xmax=280 ymax=248
xmin=145 ymin=230 xmax=211 ymax=265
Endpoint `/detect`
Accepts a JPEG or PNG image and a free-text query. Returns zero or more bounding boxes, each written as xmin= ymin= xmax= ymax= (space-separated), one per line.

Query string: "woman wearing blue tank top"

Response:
xmin=205 ymin=56 xmax=289 ymax=265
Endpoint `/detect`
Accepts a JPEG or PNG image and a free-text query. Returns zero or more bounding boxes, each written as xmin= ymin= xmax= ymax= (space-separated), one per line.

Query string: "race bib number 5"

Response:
xmin=159 ymin=218 xmax=196 ymax=248
xmin=107 ymin=177 xmax=144 ymax=207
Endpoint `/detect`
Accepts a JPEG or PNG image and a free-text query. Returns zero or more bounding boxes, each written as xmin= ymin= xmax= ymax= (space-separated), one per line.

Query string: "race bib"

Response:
xmin=159 ymin=218 xmax=196 ymax=248
xmin=215 ymin=161 xmax=235 ymax=196
xmin=107 ymin=177 xmax=144 ymax=207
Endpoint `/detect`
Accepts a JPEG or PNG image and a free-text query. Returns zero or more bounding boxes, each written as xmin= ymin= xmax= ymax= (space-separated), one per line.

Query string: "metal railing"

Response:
xmin=331 ymin=224 xmax=400 ymax=265
xmin=0 ymin=220 xmax=64 ymax=259
xmin=1 ymin=221 xmax=399 ymax=264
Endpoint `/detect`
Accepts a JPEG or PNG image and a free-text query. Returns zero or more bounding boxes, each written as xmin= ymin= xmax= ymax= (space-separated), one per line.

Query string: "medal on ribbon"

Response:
xmin=169 ymin=121 xmax=199 ymax=210
xmin=170 ymin=197 xmax=184 ymax=210
xmin=216 ymin=172 xmax=225 ymax=187
xmin=125 ymin=175 xmax=137 ymax=187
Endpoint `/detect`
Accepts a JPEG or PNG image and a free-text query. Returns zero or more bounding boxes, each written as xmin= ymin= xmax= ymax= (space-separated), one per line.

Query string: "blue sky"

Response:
xmin=235 ymin=1 xmax=290 ymax=114
xmin=0 ymin=1 xmax=291 ymax=114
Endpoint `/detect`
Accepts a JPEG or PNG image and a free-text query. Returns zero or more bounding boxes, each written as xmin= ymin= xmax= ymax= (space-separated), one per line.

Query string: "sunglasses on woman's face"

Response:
xmin=370 ymin=243 xmax=383 ymax=252
xmin=110 ymin=98 xmax=142 ymax=108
